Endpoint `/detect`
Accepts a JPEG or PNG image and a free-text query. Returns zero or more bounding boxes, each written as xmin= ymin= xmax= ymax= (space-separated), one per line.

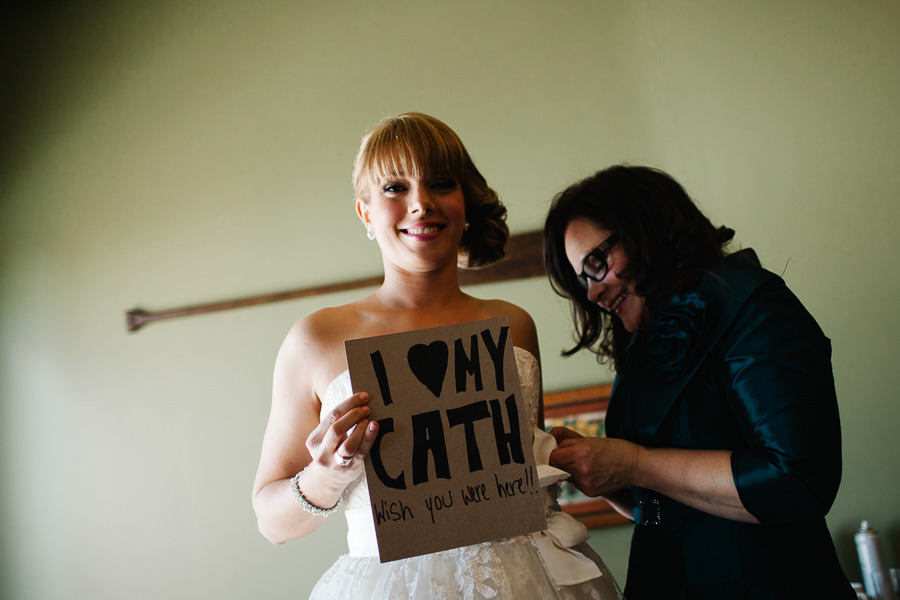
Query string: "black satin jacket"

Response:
xmin=606 ymin=249 xmax=855 ymax=599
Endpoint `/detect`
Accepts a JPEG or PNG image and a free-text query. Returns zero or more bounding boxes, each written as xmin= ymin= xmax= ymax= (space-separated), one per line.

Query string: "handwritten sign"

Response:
xmin=345 ymin=317 xmax=546 ymax=562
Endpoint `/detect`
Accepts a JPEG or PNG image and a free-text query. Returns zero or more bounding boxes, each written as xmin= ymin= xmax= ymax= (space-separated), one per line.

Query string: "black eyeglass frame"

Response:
xmin=576 ymin=233 xmax=620 ymax=289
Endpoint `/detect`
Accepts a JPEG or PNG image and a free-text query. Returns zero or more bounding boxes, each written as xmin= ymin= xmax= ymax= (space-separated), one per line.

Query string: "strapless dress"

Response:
xmin=309 ymin=347 xmax=623 ymax=600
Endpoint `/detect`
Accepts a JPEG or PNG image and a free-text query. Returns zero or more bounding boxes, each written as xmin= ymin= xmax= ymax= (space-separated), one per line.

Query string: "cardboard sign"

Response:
xmin=345 ymin=317 xmax=546 ymax=562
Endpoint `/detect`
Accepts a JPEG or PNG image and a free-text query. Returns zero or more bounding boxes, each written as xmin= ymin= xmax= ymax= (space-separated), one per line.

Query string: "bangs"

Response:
xmin=353 ymin=113 xmax=468 ymax=197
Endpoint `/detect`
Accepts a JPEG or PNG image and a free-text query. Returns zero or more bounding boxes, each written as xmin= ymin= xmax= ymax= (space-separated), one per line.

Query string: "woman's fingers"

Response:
xmin=550 ymin=426 xmax=583 ymax=444
xmin=551 ymin=437 xmax=642 ymax=497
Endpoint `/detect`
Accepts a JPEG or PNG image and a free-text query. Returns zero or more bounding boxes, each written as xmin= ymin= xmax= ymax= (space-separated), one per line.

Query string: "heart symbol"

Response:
xmin=407 ymin=341 xmax=448 ymax=398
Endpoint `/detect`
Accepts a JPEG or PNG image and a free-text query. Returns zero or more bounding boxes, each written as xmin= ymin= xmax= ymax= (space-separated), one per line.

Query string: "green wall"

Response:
xmin=2 ymin=1 xmax=898 ymax=598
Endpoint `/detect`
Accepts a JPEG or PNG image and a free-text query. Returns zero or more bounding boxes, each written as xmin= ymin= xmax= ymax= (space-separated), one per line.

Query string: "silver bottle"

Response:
xmin=855 ymin=520 xmax=896 ymax=600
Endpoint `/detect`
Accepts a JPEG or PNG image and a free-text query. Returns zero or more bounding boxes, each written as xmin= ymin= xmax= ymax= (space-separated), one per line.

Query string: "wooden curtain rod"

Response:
xmin=125 ymin=230 xmax=546 ymax=332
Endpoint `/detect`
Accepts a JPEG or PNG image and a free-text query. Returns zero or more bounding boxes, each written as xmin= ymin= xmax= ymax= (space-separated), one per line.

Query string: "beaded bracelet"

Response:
xmin=290 ymin=467 xmax=341 ymax=517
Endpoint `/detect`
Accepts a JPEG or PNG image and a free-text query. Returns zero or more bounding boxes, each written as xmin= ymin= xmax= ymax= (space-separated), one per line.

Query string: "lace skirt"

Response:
xmin=308 ymin=535 xmax=623 ymax=600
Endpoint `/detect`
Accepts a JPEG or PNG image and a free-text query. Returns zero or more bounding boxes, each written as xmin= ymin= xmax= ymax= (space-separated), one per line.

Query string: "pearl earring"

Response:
xmin=464 ymin=222 xmax=470 ymax=231
xmin=366 ymin=227 xmax=375 ymax=240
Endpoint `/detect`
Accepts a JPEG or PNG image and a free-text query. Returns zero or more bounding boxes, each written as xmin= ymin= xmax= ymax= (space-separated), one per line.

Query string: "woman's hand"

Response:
xmin=305 ymin=391 xmax=379 ymax=485
xmin=548 ymin=427 xmax=641 ymax=497
xmin=548 ymin=427 xmax=757 ymax=522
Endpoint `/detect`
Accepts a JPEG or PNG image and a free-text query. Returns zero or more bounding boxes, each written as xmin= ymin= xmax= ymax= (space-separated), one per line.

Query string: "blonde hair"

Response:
xmin=352 ymin=112 xmax=508 ymax=268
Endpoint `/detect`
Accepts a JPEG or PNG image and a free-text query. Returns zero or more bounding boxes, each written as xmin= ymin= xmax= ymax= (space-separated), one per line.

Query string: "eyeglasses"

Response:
xmin=576 ymin=233 xmax=619 ymax=289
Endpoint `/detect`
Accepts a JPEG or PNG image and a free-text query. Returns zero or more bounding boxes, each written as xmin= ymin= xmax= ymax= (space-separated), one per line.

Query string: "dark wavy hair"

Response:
xmin=543 ymin=165 xmax=734 ymax=371
xmin=353 ymin=112 xmax=509 ymax=268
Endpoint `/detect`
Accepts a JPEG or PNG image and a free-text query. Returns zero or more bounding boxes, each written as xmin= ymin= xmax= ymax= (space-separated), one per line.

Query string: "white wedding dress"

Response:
xmin=309 ymin=347 xmax=624 ymax=600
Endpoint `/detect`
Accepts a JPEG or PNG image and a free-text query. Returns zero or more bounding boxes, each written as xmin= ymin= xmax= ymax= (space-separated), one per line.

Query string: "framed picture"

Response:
xmin=543 ymin=383 xmax=630 ymax=529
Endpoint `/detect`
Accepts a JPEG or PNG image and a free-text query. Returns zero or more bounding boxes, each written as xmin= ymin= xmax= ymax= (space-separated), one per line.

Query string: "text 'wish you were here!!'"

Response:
xmin=374 ymin=464 xmax=539 ymax=526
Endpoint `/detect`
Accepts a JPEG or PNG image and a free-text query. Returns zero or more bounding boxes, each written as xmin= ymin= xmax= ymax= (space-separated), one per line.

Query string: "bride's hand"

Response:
xmin=305 ymin=391 xmax=379 ymax=483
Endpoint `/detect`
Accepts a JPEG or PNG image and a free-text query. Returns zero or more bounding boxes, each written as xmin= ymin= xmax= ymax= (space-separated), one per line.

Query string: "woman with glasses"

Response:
xmin=542 ymin=165 xmax=855 ymax=599
xmin=252 ymin=113 xmax=623 ymax=599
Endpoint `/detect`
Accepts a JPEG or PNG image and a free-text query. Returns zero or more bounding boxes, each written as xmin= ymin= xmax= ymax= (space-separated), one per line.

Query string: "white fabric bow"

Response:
xmin=527 ymin=427 xmax=605 ymax=586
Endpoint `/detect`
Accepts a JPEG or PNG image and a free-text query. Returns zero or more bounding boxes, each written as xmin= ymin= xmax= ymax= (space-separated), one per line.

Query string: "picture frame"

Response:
xmin=543 ymin=383 xmax=630 ymax=529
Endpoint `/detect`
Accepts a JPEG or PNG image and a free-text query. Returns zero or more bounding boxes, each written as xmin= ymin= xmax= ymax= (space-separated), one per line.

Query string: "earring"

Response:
xmin=464 ymin=222 xmax=470 ymax=232
xmin=366 ymin=227 xmax=375 ymax=240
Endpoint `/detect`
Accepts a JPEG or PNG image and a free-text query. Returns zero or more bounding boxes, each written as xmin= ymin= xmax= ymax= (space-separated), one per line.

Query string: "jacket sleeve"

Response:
xmin=722 ymin=278 xmax=843 ymax=523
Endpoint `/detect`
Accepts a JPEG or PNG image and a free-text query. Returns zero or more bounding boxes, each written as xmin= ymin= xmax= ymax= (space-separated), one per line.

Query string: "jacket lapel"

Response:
xmin=610 ymin=250 xmax=776 ymax=441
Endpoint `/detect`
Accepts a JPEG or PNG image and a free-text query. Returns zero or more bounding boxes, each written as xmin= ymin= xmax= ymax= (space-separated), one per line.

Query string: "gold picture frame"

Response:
xmin=543 ymin=383 xmax=630 ymax=529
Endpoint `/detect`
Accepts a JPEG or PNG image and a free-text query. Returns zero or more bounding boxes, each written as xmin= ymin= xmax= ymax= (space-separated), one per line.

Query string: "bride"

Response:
xmin=251 ymin=112 xmax=624 ymax=599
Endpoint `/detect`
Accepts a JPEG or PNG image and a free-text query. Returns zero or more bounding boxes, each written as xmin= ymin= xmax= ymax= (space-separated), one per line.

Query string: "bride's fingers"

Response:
xmin=336 ymin=413 xmax=374 ymax=458
xmin=336 ymin=391 xmax=369 ymax=414
xmin=318 ymin=392 xmax=369 ymax=432
xmin=333 ymin=450 xmax=354 ymax=468
xmin=318 ymin=391 xmax=369 ymax=426
xmin=314 ymin=403 xmax=370 ymax=458
xmin=355 ymin=420 xmax=379 ymax=457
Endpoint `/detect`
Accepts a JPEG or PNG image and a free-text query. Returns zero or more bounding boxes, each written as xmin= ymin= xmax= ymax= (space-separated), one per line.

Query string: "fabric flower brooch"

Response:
xmin=646 ymin=292 xmax=710 ymax=381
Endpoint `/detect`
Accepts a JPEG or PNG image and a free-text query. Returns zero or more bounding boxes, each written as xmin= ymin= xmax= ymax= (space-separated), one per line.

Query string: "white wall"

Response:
xmin=2 ymin=1 xmax=898 ymax=597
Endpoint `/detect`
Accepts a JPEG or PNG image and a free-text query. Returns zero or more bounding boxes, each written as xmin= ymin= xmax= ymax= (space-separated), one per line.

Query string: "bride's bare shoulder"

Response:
xmin=274 ymin=303 xmax=368 ymax=395
xmin=282 ymin=304 xmax=362 ymax=351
